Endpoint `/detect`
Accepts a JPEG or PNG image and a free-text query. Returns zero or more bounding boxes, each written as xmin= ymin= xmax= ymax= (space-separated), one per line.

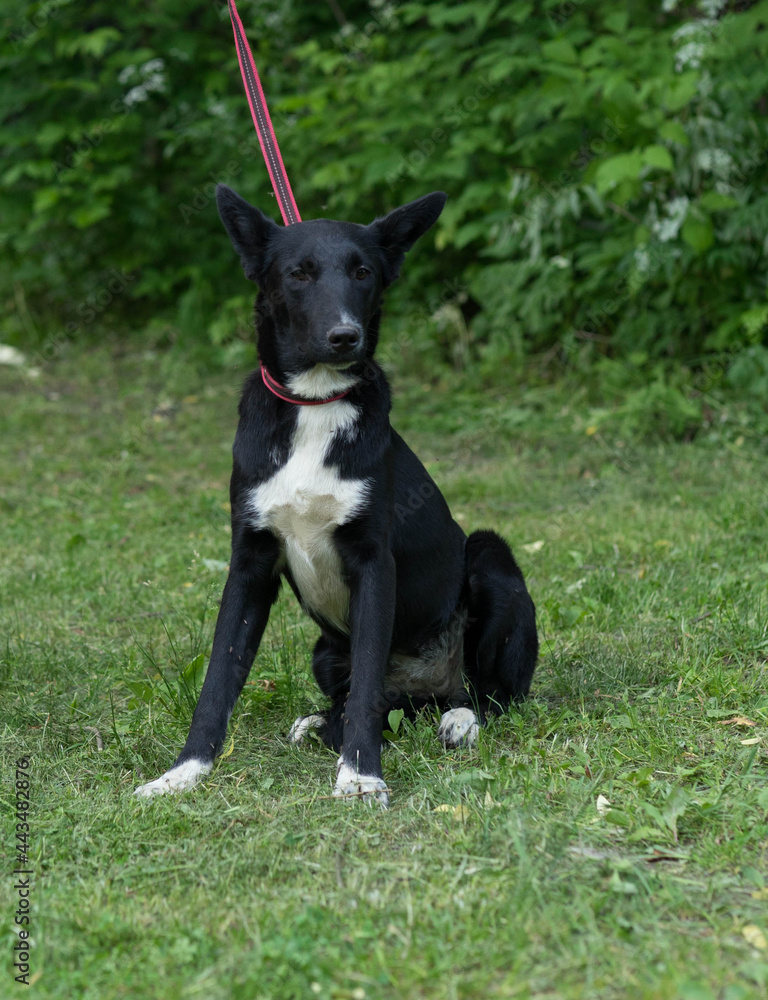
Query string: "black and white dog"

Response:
xmin=135 ymin=187 xmax=538 ymax=807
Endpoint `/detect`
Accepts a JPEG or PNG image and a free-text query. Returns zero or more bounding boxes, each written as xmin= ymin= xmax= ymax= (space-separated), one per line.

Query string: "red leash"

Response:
xmin=229 ymin=4 xmax=351 ymax=407
xmin=227 ymin=0 xmax=301 ymax=226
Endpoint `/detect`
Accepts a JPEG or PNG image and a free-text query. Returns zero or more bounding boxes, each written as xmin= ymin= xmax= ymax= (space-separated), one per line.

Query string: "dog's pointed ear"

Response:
xmin=216 ymin=184 xmax=280 ymax=283
xmin=370 ymin=192 xmax=447 ymax=284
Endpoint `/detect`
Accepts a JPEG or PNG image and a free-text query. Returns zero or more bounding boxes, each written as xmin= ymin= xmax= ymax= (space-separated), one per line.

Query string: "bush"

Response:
xmin=1 ymin=0 xmax=767 ymax=390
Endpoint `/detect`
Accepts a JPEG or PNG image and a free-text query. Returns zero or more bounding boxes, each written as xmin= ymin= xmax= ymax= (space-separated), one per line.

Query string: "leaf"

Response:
xmin=740 ymin=737 xmax=761 ymax=746
xmin=541 ymin=39 xmax=579 ymax=65
xmin=70 ymin=202 xmax=112 ymax=229
xmin=219 ymin=718 xmax=240 ymax=761
xmin=522 ymin=540 xmax=545 ymax=553
xmin=663 ymin=71 xmax=699 ymax=112
xmin=717 ymin=716 xmax=756 ymax=727
xmin=596 ymin=794 xmax=611 ymax=816
xmin=699 ymin=191 xmax=739 ymax=212
xmin=60 ymin=27 xmax=121 ymax=58
xmin=608 ymin=870 xmax=637 ymax=894
xmin=434 ymin=803 xmax=470 ymax=823
xmin=661 ymin=786 xmax=689 ymax=843
xmin=124 ymin=680 xmax=155 ymax=705
xmin=608 ymin=714 xmax=634 ymax=730
xmin=509 ymin=3 xmax=533 ymax=24
xmin=387 ymin=708 xmax=404 ymax=735
xmin=33 ymin=187 xmax=61 ymax=213
xmin=36 ymin=122 xmax=68 ymax=149
xmin=426 ymin=3 xmax=495 ymax=28
xmin=742 ymin=925 xmax=768 ymax=950
xmin=658 ymin=121 xmax=690 ymax=146
xmin=447 ymin=768 xmax=495 ymax=788
xmin=739 ymin=305 xmax=768 ymax=342
xmin=604 ymin=11 xmax=628 ymax=34
xmin=638 ymin=788 xmax=689 ymax=843
xmin=618 ymin=766 xmax=654 ymax=787
xmin=682 ymin=214 xmax=714 ymax=254
xmin=641 ymin=145 xmax=674 ymax=172
xmin=626 ymin=825 xmax=667 ymax=843
xmin=604 ymin=809 xmax=632 ymax=827
xmin=594 ymin=153 xmax=644 ymax=195
xmin=181 ymin=653 xmax=205 ymax=686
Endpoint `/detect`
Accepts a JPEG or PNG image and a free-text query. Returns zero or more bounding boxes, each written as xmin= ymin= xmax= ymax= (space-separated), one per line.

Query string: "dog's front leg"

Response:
xmin=135 ymin=529 xmax=280 ymax=797
xmin=333 ymin=535 xmax=395 ymax=809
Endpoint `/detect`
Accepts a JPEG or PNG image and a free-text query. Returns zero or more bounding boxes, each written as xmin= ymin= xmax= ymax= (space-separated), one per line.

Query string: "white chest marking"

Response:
xmin=287 ymin=364 xmax=358 ymax=400
xmin=247 ymin=401 xmax=368 ymax=632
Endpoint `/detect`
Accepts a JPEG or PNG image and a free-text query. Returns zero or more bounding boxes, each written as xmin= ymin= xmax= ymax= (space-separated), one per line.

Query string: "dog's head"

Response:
xmin=216 ymin=185 xmax=446 ymax=373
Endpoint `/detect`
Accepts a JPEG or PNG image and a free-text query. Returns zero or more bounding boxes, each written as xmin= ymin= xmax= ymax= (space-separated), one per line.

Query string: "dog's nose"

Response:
xmin=327 ymin=326 xmax=361 ymax=353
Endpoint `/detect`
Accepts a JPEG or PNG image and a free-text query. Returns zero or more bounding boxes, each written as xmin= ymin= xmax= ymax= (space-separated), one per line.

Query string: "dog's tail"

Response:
xmin=463 ymin=529 xmax=538 ymax=714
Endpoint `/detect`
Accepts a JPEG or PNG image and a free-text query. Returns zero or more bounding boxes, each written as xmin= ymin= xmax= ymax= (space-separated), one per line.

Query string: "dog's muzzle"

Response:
xmin=327 ymin=325 xmax=362 ymax=356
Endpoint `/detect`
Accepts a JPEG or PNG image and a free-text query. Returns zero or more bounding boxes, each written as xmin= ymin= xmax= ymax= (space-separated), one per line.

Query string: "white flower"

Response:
xmin=696 ymin=148 xmax=734 ymax=178
xmin=634 ymin=247 xmax=651 ymax=275
xmin=652 ymin=196 xmax=689 ymax=243
xmin=123 ymin=60 xmax=167 ymax=107
xmin=0 ymin=344 xmax=26 ymax=366
xmin=699 ymin=0 xmax=727 ymax=17
xmin=140 ymin=58 xmax=165 ymax=76
xmin=675 ymin=41 xmax=706 ymax=71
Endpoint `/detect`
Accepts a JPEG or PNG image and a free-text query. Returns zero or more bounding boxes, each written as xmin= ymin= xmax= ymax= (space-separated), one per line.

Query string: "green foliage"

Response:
xmin=2 ymin=0 xmax=768 ymax=401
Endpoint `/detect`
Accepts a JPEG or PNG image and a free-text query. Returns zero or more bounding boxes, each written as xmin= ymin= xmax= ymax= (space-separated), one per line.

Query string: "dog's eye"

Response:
xmin=355 ymin=267 xmax=371 ymax=280
xmin=290 ymin=268 xmax=309 ymax=281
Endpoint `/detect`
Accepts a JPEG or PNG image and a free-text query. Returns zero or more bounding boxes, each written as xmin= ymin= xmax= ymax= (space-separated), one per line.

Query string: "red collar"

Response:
xmin=260 ymin=364 xmax=353 ymax=406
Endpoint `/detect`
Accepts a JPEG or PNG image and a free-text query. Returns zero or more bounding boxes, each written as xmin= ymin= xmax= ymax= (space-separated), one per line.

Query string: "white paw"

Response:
xmin=333 ymin=759 xmax=389 ymax=808
xmin=438 ymin=707 xmax=480 ymax=748
xmin=287 ymin=714 xmax=326 ymax=745
xmin=134 ymin=759 xmax=212 ymax=797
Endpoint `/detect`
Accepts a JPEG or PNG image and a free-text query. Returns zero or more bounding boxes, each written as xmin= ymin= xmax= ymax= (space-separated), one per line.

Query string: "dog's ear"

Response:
xmin=371 ymin=192 xmax=447 ymax=283
xmin=216 ymin=184 xmax=280 ymax=283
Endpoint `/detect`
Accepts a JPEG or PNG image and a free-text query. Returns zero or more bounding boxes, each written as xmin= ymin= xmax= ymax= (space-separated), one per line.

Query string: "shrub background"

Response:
xmin=2 ymin=0 xmax=768 ymax=413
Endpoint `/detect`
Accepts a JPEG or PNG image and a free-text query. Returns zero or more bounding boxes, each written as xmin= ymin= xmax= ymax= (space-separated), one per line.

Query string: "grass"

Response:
xmin=1 ymin=340 xmax=768 ymax=1000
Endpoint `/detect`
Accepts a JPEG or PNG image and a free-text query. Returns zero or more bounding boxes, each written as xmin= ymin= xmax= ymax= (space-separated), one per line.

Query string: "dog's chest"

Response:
xmin=246 ymin=402 xmax=368 ymax=632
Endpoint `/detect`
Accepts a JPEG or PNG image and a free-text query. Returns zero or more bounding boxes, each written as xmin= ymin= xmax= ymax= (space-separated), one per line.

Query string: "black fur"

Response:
xmin=152 ymin=186 xmax=538 ymax=803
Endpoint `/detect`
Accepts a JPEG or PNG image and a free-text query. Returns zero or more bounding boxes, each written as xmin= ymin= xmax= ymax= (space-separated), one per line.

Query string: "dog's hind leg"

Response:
xmin=293 ymin=633 xmax=349 ymax=751
xmin=437 ymin=705 xmax=481 ymax=748
xmin=287 ymin=713 xmax=327 ymax=745
xmin=287 ymin=635 xmax=352 ymax=747
xmin=462 ymin=529 xmax=538 ymax=718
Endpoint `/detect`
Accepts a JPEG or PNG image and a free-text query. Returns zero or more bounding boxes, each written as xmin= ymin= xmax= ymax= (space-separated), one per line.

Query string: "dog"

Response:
xmin=135 ymin=186 xmax=538 ymax=807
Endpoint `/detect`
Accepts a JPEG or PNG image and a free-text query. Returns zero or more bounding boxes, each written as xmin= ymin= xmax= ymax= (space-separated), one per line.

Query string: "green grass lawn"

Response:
xmin=2 ymin=342 xmax=767 ymax=1000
